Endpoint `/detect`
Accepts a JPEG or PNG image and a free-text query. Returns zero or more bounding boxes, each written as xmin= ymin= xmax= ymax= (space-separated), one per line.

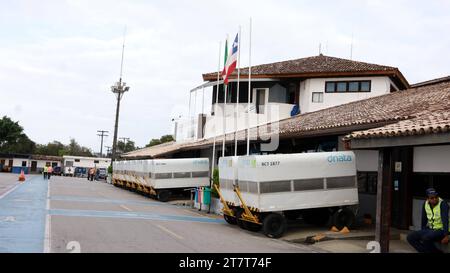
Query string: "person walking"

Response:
xmin=407 ymin=188 xmax=449 ymax=253
xmin=88 ymin=167 xmax=95 ymax=181
xmin=47 ymin=165 xmax=53 ymax=180
xmin=43 ymin=165 xmax=48 ymax=180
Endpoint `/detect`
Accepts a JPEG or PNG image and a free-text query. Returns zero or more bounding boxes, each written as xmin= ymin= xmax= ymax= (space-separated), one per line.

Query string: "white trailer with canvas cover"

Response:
xmin=113 ymin=158 xmax=210 ymax=202
xmin=216 ymin=152 xmax=359 ymax=238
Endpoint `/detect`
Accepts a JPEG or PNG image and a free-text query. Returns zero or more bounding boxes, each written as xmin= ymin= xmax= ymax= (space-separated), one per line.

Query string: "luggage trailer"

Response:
xmin=113 ymin=158 xmax=210 ymax=202
xmin=215 ymin=152 xmax=359 ymax=238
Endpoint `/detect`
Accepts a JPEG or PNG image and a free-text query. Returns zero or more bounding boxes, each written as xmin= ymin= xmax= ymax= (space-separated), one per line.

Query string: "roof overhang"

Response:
xmin=346 ymin=132 xmax=450 ymax=150
xmin=203 ymin=70 xmax=410 ymax=89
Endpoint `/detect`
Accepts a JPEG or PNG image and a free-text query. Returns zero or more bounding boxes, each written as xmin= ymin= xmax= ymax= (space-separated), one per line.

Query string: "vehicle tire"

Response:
xmin=157 ymin=190 xmax=171 ymax=202
xmin=235 ymin=209 xmax=246 ymax=230
xmin=331 ymin=208 xmax=355 ymax=230
xmin=302 ymin=208 xmax=330 ymax=226
xmin=223 ymin=214 xmax=237 ymax=225
xmin=262 ymin=213 xmax=287 ymax=238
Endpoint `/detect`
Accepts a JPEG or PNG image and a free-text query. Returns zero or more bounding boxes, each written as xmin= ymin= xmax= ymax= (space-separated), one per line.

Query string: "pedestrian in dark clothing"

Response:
xmin=407 ymin=188 xmax=449 ymax=253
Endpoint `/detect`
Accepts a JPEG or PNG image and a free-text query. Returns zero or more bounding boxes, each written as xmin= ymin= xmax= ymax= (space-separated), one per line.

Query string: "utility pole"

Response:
xmin=111 ymin=27 xmax=130 ymax=165
xmin=105 ymin=146 xmax=112 ymax=156
xmin=119 ymin=137 xmax=130 ymax=153
xmin=97 ymin=130 xmax=109 ymax=157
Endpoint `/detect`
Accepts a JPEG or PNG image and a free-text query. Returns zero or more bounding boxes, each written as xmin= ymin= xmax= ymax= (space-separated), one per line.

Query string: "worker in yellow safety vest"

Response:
xmin=407 ymin=188 xmax=449 ymax=253
xmin=43 ymin=165 xmax=48 ymax=180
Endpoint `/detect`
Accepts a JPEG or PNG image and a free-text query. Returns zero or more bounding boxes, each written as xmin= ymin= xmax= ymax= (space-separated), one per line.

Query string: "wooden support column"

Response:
xmin=375 ymin=148 xmax=393 ymax=253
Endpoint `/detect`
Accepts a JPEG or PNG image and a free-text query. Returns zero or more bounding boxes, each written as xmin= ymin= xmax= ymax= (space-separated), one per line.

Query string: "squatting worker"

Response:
xmin=47 ymin=165 xmax=53 ymax=180
xmin=407 ymin=188 xmax=449 ymax=253
xmin=43 ymin=165 xmax=48 ymax=179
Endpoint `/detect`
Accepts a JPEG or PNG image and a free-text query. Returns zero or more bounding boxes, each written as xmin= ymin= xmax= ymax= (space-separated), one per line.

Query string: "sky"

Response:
xmin=0 ymin=0 xmax=449 ymax=153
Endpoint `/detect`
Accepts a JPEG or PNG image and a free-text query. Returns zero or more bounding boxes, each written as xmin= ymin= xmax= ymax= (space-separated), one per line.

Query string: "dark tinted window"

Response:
xmin=361 ymin=81 xmax=371 ymax=92
xmin=326 ymin=82 xmax=336 ymax=92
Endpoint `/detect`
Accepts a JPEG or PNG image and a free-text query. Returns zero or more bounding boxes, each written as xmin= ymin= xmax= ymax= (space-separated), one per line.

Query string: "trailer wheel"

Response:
xmin=223 ymin=214 xmax=237 ymax=225
xmin=331 ymin=208 xmax=355 ymax=230
xmin=262 ymin=213 xmax=287 ymax=238
xmin=302 ymin=208 xmax=330 ymax=226
xmin=157 ymin=190 xmax=171 ymax=202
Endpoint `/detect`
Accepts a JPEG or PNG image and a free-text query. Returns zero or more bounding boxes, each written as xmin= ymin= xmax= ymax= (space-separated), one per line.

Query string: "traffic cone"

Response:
xmin=18 ymin=170 xmax=26 ymax=182
xmin=340 ymin=226 xmax=350 ymax=234
xmin=330 ymin=226 xmax=340 ymax=232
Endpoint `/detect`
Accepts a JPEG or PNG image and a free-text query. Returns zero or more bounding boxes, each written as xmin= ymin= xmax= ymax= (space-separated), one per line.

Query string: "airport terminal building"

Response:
xmin=122 ymin=55 xmax=450 ymax=242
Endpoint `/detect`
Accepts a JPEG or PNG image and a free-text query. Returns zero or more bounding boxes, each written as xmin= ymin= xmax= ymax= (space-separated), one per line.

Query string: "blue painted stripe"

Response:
xmin=50 ymin=195 xmax=170 ymax=207
xmin=0 ymin=176 xmax=48 ymax=253
xmin=49 ymin=208 xmax=224 ymax=224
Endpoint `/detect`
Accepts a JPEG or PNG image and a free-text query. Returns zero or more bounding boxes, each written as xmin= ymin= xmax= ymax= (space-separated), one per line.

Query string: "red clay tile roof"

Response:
xmin=202 ymin=54 xmax=409 ymax=88
xmin=345 ymin=111 xmax=450 ymax=140
xmin=124 ymin=81 xmax=450 ymax=159
xmin=411 ymin=75 xmax=450 ymax=88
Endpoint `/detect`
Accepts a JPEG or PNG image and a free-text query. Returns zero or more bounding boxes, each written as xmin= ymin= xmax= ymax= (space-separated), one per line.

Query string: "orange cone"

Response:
xmin=340 ymin=226 xmax=350 ymax=234
xmin=330 ymin=226 xmax=340 ymax=232
xmin=18 ymin=170 xmax=26 ymax=182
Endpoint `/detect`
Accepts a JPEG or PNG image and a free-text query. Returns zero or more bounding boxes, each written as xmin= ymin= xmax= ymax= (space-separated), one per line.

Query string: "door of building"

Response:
xmin=31 ymin=161 xmax=37 ymax=172
xmin=391 ymin=147 xmax=413 ymax=229
xmin=255 ymin=88 xmax=266 ymax=114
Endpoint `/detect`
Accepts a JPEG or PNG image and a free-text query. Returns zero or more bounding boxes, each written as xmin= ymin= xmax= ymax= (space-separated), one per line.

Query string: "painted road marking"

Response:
xmin=156 ymin=224 xmax=184 ymax=240
xmin=49 ymin=208 xmax=224 ymax=224
xmin=119 ymin=204 xmax=133 ymax=212
xmin=0 ymin=184 xmax=21 ymax=200
xmin=44 ymin=183 xmax=51 ymax=253
xmin=50 ymin=195 xmax=169 ymax=207
xmin=183 ymin=209 xmax=205 ymax=217
xmin=2 ymin=216 xmax=16 ymax=222
xmin=0 ymin=175 xmax=48 ymax=253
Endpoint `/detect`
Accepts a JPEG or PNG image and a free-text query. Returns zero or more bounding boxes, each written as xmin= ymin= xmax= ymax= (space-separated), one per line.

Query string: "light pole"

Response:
xmin=111 ymin=27 xmax=129 ymax=166
xmin=111 ymin=81 xmax=130 ymax=163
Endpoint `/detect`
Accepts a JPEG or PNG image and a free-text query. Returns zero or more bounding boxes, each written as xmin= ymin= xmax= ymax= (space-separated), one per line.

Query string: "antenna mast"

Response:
xmin=120 ymin=26 xmax=127 ymax=82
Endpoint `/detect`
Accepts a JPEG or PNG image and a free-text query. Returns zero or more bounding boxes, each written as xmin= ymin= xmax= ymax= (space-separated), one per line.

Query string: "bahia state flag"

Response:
xmin=222 ymin=33 xmax=239 ymax=85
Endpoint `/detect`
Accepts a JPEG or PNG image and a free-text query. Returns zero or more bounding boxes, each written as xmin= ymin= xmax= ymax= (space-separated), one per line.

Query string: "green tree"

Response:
xmin=0 ymin=116 xmax=35 ymax=154
xmin=146 ymin=134 xmax=174 ymax=147
xmin=117 ymin=140 xmax=136 ymax=153
xmin=211 ymin=168 xmax=219 ymax=198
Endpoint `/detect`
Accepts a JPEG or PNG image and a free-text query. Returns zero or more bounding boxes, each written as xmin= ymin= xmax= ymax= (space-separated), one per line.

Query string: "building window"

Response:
xmin=94 ymin=160 xmax=99 ymax=164
xmin=75 ymin=159 xmax=80 ymax=162
xmin=22 ymin=161 xmax=27 ymax=167
xmin=312 ymin=92 xmax=324 ymax=103
xmin=336 ymin=82 xmax=347 ymax=92
xmin=348 ymin=82 xmax=359 ymax=92
xmin=412 ymin=173 xmax=450 ymax=199
xmin=325 ymin=82 xmax=336 ymax=92
xmin=357 ymin=172 xmax=378 ymax=194
xmin=325 ymin=80 xmax=372 ymax=93
xmin=360 ymin=81 xmax=371 ymax=92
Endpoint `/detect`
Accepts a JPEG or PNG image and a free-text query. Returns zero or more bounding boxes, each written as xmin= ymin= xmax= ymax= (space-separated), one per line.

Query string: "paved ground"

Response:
xmin=0 ymin=173 xmax=318 ymax=253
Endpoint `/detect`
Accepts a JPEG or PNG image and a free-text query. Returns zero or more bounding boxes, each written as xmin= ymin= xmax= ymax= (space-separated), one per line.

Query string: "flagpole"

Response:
xmin=211 ymin=41 xmax=221 ymax=181
xmin=222 ymin=35 xmax=229 ymax=158
xmin=246 ymin=18 xmax=252 ymax=156
xmin=222 ymin=84 xmax=227 ymax=157
xmin=234 ymin=26 xmax=241 ymax=157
